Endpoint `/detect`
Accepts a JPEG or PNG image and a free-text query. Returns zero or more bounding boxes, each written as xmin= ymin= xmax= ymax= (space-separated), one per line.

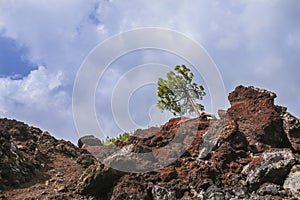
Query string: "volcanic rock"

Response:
xmin=0 ymin=119 xmax=42 ymax=189
xmin=78 ymin=135 xmax=103 ymax=148
xmin=1 ymin=85 xmax=300 ymax=199
xmin=76 ymin=162 xmax=124 ymax=199
xmin=0 ymin=118 xmax=96 ymax=199
xmin=283 ymin=165 xmax=300 ymax=192
xmin=244 ymin=149 xmax=296 ymax=191
xmin=282 ymin=112 xmax=300 ymax=152
xmin=257 ymin=183 xmax=281 ymax=196
xmin=227 ymin=85 xmax=291 ymax=151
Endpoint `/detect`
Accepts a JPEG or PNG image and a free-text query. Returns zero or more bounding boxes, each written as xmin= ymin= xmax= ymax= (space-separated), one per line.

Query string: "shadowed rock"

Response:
xmin=77 ymin=135 xmax=103 ymax=148
xmin=1 ymin=85 xmax=300 ymax=199
xmin=244 ymin=149 xmax=296 ymax=191
xmin=282 ymin=112 xmax=300 ymax=152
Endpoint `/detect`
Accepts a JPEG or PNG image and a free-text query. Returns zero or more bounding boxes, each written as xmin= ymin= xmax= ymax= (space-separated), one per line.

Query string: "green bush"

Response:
xmin=103 ymin=132 xmax=131 ymax=145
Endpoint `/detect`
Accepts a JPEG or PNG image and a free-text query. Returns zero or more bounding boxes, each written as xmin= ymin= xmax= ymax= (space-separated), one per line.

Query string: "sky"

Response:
xmin=0 ymin=0 xmax=299 ymax=144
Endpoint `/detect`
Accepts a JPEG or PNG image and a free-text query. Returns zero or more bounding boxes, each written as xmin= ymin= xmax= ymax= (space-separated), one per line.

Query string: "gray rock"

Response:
xmin=283 ymin=170 xmax=300 ymax=192
xmin=76 ymin=162 xmax=124 ymax=198
xmin=282 ymin=112 xmax=300 ymax=152
xmin=198 ymin=117 xmax=240 ymax=160
xmin=205 ymin=185 xmax=227 ymax=200
xmin=246 ymin=149 xmax=296 ymax=191
xmin=257 ymin=183 xmax=281 ymax=196
xmin=198 ymin=119 xmax=225 ymax=159
xmin=232 ymin=188 xmax=250 ymax=199
xmin=114 ymin=193 xmax=139 ymax=200
xmin=152 ymin=185 xmax=176 ymax=200
xmin=77 ymin=135 xmax=102 ymax=148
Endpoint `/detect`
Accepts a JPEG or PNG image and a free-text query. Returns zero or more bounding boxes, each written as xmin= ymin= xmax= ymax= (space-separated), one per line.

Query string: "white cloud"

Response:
xmin=0 ymin=67 xmax=63 ymax=107
xmin=0 ymin=0 xmax=103 ymax=142
xmin=0 ymin=67 xmax=75 ymax=141
xmin=0 ymin=0 xmax=299 ymax=144
xmin=0 ymin=0 xmax=102 ymax=76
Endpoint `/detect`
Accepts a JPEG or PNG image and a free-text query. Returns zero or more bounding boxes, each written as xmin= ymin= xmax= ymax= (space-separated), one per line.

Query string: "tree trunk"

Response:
xmin=188 ymin=96 xmax=201 ymax=118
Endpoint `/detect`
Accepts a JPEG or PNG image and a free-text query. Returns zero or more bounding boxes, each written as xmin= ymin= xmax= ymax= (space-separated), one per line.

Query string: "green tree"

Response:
xmin=157 ymin=65 xmax=206 ymax=117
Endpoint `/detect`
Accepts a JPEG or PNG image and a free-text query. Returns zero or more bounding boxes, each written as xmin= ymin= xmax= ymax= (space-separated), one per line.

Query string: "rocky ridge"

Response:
xmin=0 ymin=119 xmax=97 ymax=199
xmin=0 ymin=85 xmax=300 ymax=199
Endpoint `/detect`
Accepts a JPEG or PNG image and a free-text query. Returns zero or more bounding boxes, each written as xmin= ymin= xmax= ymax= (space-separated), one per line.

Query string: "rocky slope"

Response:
xmin=1 ymin=85 xmax=300 ymax=200
xmin=0 ymin=119 xmax=97 ymax=199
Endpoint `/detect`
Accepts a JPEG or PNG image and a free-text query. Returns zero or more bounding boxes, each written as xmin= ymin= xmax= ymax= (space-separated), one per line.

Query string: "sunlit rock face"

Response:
xmin=1 ymin=85 xmax=300 ymax=199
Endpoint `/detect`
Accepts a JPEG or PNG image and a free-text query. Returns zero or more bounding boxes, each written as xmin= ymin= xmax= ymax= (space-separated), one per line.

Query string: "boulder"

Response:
xmin=77 ymin=135 xmax=102 ymax=148
xmin=282 ymin=112 xmax=300 ymax=152
xmin=245 ymin=149 xmax=296 ymax=191
xmin=283 ymin=165 xmax=300 ymax=192
xmin=76 ymin=162 xmax=124 ymax=199
xmin=227 ymin=85 xmax=291 ymax=151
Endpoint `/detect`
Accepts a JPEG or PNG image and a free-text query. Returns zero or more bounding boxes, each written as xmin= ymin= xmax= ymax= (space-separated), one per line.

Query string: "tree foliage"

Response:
xmin=103 ymin=132 xmax=131 ymax=145
xmin=157 ymin=65 xmax=206 ymax=117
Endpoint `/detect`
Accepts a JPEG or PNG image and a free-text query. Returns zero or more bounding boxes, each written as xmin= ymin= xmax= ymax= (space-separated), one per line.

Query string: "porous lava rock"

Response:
xmin=282 ymin=112 xmax=300 ymax=152
xmin=227 ymin=85 xmax=291 ymax=151
xmin=1 ymin=85 xmax=300 ymax=200
xmin=0 ymin=118 xmax=96 ymax=199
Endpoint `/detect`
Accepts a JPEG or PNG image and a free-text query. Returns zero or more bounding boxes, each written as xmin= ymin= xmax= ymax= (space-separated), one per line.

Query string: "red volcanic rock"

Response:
xmin=0 ymin=119 xmax=97 ymax=199
xmin=227 ymin=85 xmax=291 ymax=151
xmin=110 ymin=175 xmax=150 ymax=199
xmin=159 ymin=166 xmax=178 ymax=182
xmin=2 ymin=85 xmax=300 ymax=199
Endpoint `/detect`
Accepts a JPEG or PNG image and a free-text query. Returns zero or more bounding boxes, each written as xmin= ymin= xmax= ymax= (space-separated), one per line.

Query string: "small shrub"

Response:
xmin=103 ymin=132 xmax=131 ymax=145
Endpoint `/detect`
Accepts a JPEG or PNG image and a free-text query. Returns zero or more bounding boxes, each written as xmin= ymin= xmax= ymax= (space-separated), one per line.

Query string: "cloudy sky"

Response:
xmin=0 ymin=0 xmax=299 ymax=144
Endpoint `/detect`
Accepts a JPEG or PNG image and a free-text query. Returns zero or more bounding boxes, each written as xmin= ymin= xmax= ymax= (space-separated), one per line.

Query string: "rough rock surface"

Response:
xmin=227 ymin=85 xmax=291 ymax=151
xmin=0 ymin=119 xmax=42 ymax=189
xmin=244 ymin=149 xmax=296 ymax=191
xmin=282 ymin=112 xmax=300 ymax=152
xmin=0 ymin=118 xmax=96 ymax=199
xmin=78 ymin=135 xmax=103 ymax=148
xmin=283 ymin=165 xmax=300 ymax=192
xmin=1 ymin=85 xmax=300 ymax=200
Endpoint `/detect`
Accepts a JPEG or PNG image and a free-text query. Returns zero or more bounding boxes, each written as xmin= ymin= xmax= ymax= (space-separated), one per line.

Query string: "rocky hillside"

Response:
xmin=1 ymin=85 xmax=300 ymax=200
xmin=0 ymin=118 xmax=98 ymax=199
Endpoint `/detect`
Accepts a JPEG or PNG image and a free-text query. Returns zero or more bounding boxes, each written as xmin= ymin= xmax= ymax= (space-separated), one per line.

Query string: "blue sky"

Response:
xmin=0 ymin=36 xmax=36 ymax=78
xmin=0 ymin=0 xmax=299 ymax=144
